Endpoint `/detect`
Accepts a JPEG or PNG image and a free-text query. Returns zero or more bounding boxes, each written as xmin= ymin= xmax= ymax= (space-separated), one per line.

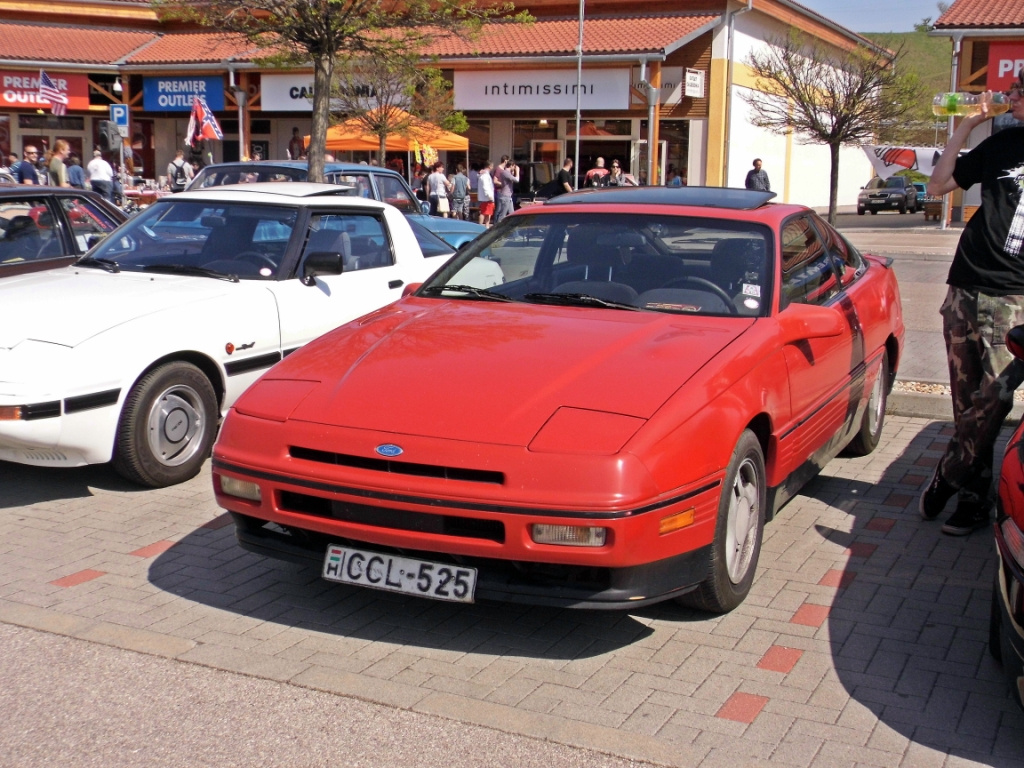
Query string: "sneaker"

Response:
xmin=940 ymin=498 xmax=991 ymax=536
xmin=920 ymin=465 xmax=958 ymax=520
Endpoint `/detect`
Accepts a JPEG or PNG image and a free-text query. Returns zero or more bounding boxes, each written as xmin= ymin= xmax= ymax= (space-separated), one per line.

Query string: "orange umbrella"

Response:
xmin=309 ymin=108 xmax=468 ymax=152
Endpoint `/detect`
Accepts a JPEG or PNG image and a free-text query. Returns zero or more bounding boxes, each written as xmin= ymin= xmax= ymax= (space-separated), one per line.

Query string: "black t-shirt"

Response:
xmin=949 ymin=126 xmax=1024 ymax=295
xmin=553 ymin=168 xmax=573 ymax=196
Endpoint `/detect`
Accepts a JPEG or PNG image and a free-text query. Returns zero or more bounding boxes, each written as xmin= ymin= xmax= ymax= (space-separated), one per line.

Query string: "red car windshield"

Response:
xmin=422 ymin=213 xmax=773 ymax=317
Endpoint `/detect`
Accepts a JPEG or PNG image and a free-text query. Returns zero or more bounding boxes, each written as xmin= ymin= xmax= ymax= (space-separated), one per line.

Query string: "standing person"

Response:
xmin=47 ymin=140 xmax=71 ymax=187
xmin=288 ymin=127 xmax=305 ymax=160
xmin=450 ymin=163 xmax=470 ymax=220
xmin=584 ymin=157 xmax=608 ymax=187
xmin=919 ymin=73 xmax=1024 ymax=536
xmin=554 ymin=158 xmax=573 ymax=196
xmin=166 ymin=149 xmax=193 ymax=192
xmin=87 ymin=150 xmax=115 ymax=202
xmin=745 ymin=158 xmax=771 ymax=191
xmin=493 ymin=155 xmax=518 ymax=224
xmin=477 ymin=161 xmax=495 ymax=227
xmin=426 ymin=162 xmax=452 ymax=218
xmin=67 ymin=155 xmax=86 ymax=189
xmin=13 ymin=146 xmax=40 ymax=185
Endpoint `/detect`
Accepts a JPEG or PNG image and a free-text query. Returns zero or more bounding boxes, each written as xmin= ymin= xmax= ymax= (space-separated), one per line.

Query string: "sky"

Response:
xmin=795 ymin=0 xmax=944 ymax=33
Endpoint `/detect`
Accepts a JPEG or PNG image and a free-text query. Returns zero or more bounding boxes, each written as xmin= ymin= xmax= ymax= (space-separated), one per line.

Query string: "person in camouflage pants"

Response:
xmin=922 ymin=71 xmax=1024 ymax=534
xmin=936 ymin=287 xmax=1024 ymax=501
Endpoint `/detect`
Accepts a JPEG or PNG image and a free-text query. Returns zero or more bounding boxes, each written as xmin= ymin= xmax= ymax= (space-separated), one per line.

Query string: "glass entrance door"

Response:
xmin=525 ymin=140 xmax=564 ymax=196
xmin=634 ymin=140 xmax=667 ymax=186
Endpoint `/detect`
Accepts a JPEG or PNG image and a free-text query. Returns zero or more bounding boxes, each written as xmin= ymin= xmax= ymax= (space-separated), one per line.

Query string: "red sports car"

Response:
xmin=212 ymin=187 xmax=905 ymax=612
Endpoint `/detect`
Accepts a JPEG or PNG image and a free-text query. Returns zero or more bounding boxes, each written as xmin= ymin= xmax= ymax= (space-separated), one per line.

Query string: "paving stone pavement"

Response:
xmin=1 ymin=415 xmax=1022 ymax=767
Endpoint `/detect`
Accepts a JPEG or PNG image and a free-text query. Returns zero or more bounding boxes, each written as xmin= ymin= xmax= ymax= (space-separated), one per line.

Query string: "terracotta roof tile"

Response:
xmin=425 ymin=13 xmax=721 ymax=58
xmin=124 ymin=31 xmax=264 ymax=65
xmin=0 ymin=12 xmax=719 ymax=68
xmin=936 ymin=0 xmax=1024 ymax=28
xmin=0 ymin=21 xmax=155 ymax=64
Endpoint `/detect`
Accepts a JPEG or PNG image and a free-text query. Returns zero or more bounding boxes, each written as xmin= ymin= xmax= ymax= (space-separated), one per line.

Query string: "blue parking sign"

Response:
xmin=109 ymin=103 xmax=129 ymax=127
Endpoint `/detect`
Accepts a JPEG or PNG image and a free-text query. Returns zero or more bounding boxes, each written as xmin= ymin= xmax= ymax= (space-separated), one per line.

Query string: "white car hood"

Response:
xmin=0 ymin=268 xmax=240 ymax=349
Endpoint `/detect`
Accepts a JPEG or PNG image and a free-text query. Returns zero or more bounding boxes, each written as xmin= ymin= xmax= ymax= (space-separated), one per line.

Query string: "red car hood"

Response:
xmin=273 ymin=299 xmax=750 ymax=446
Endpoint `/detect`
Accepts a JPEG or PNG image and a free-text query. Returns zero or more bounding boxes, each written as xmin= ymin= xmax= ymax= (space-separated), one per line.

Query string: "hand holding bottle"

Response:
xmin=932 ymin=91 xmax=1009 ymax=118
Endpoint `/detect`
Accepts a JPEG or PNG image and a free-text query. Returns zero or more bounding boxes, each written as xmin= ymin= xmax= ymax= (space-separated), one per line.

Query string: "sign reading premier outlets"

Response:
xmin=989 ymin=42 xmax=1024 ymax=90
xmin=454 ymin=69 xmax=630 ymax=111
xmin=143 ymin=76 xmax=225 ymax=112
xmin=1 ymin=70 xmax=89 ymax=111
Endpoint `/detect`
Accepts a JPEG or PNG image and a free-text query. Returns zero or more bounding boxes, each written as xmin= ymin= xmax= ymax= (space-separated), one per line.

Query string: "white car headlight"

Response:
xmin=0 ymin=340 xmax=73 ymax=393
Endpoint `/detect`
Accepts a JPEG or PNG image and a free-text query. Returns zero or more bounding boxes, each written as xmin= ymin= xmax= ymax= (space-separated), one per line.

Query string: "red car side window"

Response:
xmin=781 ymin=217 xmax=838 ymax=306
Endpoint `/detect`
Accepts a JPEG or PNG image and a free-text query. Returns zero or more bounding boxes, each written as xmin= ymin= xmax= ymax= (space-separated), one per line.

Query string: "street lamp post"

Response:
xmin=573 ymin=0 xmax=584 ymax=190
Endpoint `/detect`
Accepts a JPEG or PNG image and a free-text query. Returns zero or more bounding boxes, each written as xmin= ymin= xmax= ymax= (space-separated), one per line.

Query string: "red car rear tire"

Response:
xmin=845 ymin=355 xmax=889 ymax=456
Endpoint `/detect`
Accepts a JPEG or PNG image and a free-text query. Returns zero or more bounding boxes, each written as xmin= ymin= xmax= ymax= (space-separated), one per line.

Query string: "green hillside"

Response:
xmin=864 ymin=29 xmax=954 ymax=147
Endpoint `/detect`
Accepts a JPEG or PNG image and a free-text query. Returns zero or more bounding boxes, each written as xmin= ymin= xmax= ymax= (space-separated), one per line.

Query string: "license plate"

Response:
xmin=322 ymin=544 xmax=477 ymax=603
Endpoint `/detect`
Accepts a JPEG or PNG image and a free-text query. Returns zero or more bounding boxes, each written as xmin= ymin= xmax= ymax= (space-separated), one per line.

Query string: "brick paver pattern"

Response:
xmin=1 ymin=416 xmax=1021 ymax=766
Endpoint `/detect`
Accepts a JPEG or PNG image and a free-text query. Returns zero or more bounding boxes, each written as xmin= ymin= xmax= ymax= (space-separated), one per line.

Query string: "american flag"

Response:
xmin=185 ymin=95 xmax=223 ymax=147
xmin=38 ymin=70 xmax=68 ymax=116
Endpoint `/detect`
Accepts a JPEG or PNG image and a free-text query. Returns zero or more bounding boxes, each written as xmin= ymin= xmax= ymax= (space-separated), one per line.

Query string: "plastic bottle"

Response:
xmin=932 ymin=92 xmax=1010 ymax=117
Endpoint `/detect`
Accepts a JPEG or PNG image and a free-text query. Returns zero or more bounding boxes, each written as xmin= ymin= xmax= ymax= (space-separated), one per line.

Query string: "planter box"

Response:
xmin=923 ymin=200 xmax=943 ymax=222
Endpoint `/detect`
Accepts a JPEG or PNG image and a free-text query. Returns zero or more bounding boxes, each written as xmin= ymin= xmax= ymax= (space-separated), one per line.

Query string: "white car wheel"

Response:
xmin=113 ymin=361 xmax=217 ymax=487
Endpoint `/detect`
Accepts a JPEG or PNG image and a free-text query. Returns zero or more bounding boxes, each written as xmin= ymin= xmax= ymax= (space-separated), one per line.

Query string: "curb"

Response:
xmin=888 ymin=388 xmax=1024 ymax=424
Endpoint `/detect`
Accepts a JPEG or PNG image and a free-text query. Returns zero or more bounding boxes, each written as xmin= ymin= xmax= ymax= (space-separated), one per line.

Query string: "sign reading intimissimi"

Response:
xmin=454 ymin=69 xmax=630 ymax=111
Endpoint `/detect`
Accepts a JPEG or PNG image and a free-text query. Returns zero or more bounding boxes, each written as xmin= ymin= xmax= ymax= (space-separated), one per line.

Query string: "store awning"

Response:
xmin=312 ymin=108 xmax=468 ymax=153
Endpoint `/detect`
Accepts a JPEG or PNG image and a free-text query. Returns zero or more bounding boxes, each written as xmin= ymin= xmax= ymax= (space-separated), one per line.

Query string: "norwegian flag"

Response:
xmin=185 ymin=95 xmax=223 ymax=147
xmin=38 ymin=70 xmax=68 ymax=116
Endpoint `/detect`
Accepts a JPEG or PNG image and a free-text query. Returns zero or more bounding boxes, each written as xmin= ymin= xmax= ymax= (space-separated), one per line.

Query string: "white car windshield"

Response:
xmin=85 ymin=200 xmax=298 ymax=280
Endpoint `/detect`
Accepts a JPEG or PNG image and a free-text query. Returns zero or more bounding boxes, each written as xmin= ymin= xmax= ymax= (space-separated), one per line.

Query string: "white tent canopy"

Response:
xmin=862 ymin=145 xmax=942 ymax=179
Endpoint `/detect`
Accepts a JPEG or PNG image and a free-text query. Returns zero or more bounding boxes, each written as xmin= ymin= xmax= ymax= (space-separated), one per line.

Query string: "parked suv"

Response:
xmin=188 ymin=161 xmax=485 ymax=247
xmin=912 ymin=182 xmax=927 ymax=207
xmin=857 ymin=176 xmax=918 ymax=215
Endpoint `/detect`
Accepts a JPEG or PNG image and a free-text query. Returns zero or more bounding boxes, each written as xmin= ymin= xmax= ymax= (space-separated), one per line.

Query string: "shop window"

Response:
xmin=513 ymin=120 xmax=557 ymax=162
xmin=18 ymin=115 xmax=84 ymax=131
xmin=466 ymin=120 xmax=490 ymax=173
xmin=643 ymin=119 xmax=689 ymax=186
xmin=565 ymin=120 xmax=631 ymax=137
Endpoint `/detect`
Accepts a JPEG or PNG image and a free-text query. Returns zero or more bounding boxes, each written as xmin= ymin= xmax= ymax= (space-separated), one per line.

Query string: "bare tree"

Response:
xmin=742 ymin=33 xmax=922 ymax=223
xmin=156 ymin=0 xmax=522 ymax=182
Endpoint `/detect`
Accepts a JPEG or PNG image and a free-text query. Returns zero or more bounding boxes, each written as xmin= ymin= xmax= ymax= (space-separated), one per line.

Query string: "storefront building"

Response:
xmin=1 ymin=0 xmax=889 ymax=208
xmin=933 ymin=0 xmax=1024 ymax=221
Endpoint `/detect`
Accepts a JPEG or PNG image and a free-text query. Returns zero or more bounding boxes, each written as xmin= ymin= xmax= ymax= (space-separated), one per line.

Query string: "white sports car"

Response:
xmin=0 ymin=183 xmax=458 ymax=487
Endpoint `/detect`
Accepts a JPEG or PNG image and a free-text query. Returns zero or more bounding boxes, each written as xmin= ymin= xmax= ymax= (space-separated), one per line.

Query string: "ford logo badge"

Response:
xmin=375 ymin=444 xmax=403 ymax=457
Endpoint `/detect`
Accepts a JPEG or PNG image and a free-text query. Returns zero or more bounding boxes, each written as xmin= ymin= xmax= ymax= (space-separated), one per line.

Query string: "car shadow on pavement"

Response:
xmin=0 ymin=460 xmax=146 ymax=508
xmin=147 ymin=512 xmax=655 ymax=660
xmin=775 ymin=419 xmax=1021 ymax=764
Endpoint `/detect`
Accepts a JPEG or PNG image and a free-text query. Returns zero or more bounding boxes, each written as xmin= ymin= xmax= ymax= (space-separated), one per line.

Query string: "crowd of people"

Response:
xmin=406 ymin=154 xmax=687 ymax=227
xmin=2 ymin=133 xmax=696 ymax=223
xmin=1 ymin=143 xmax=139 ymax=205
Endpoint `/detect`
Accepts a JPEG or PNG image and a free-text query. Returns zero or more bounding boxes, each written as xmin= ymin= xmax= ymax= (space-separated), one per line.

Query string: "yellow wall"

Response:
xmin=706 ymin=57 xmax=729 ymax=187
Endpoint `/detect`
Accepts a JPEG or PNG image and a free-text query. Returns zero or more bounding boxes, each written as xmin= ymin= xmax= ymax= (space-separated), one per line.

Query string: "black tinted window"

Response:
xmin=781 ymin=216 xmax=837 ymax=306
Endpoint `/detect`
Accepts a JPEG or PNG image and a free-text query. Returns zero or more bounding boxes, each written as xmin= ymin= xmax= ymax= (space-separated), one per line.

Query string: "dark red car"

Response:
xmin=0 ymin=186 xmax=125 ymax=277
